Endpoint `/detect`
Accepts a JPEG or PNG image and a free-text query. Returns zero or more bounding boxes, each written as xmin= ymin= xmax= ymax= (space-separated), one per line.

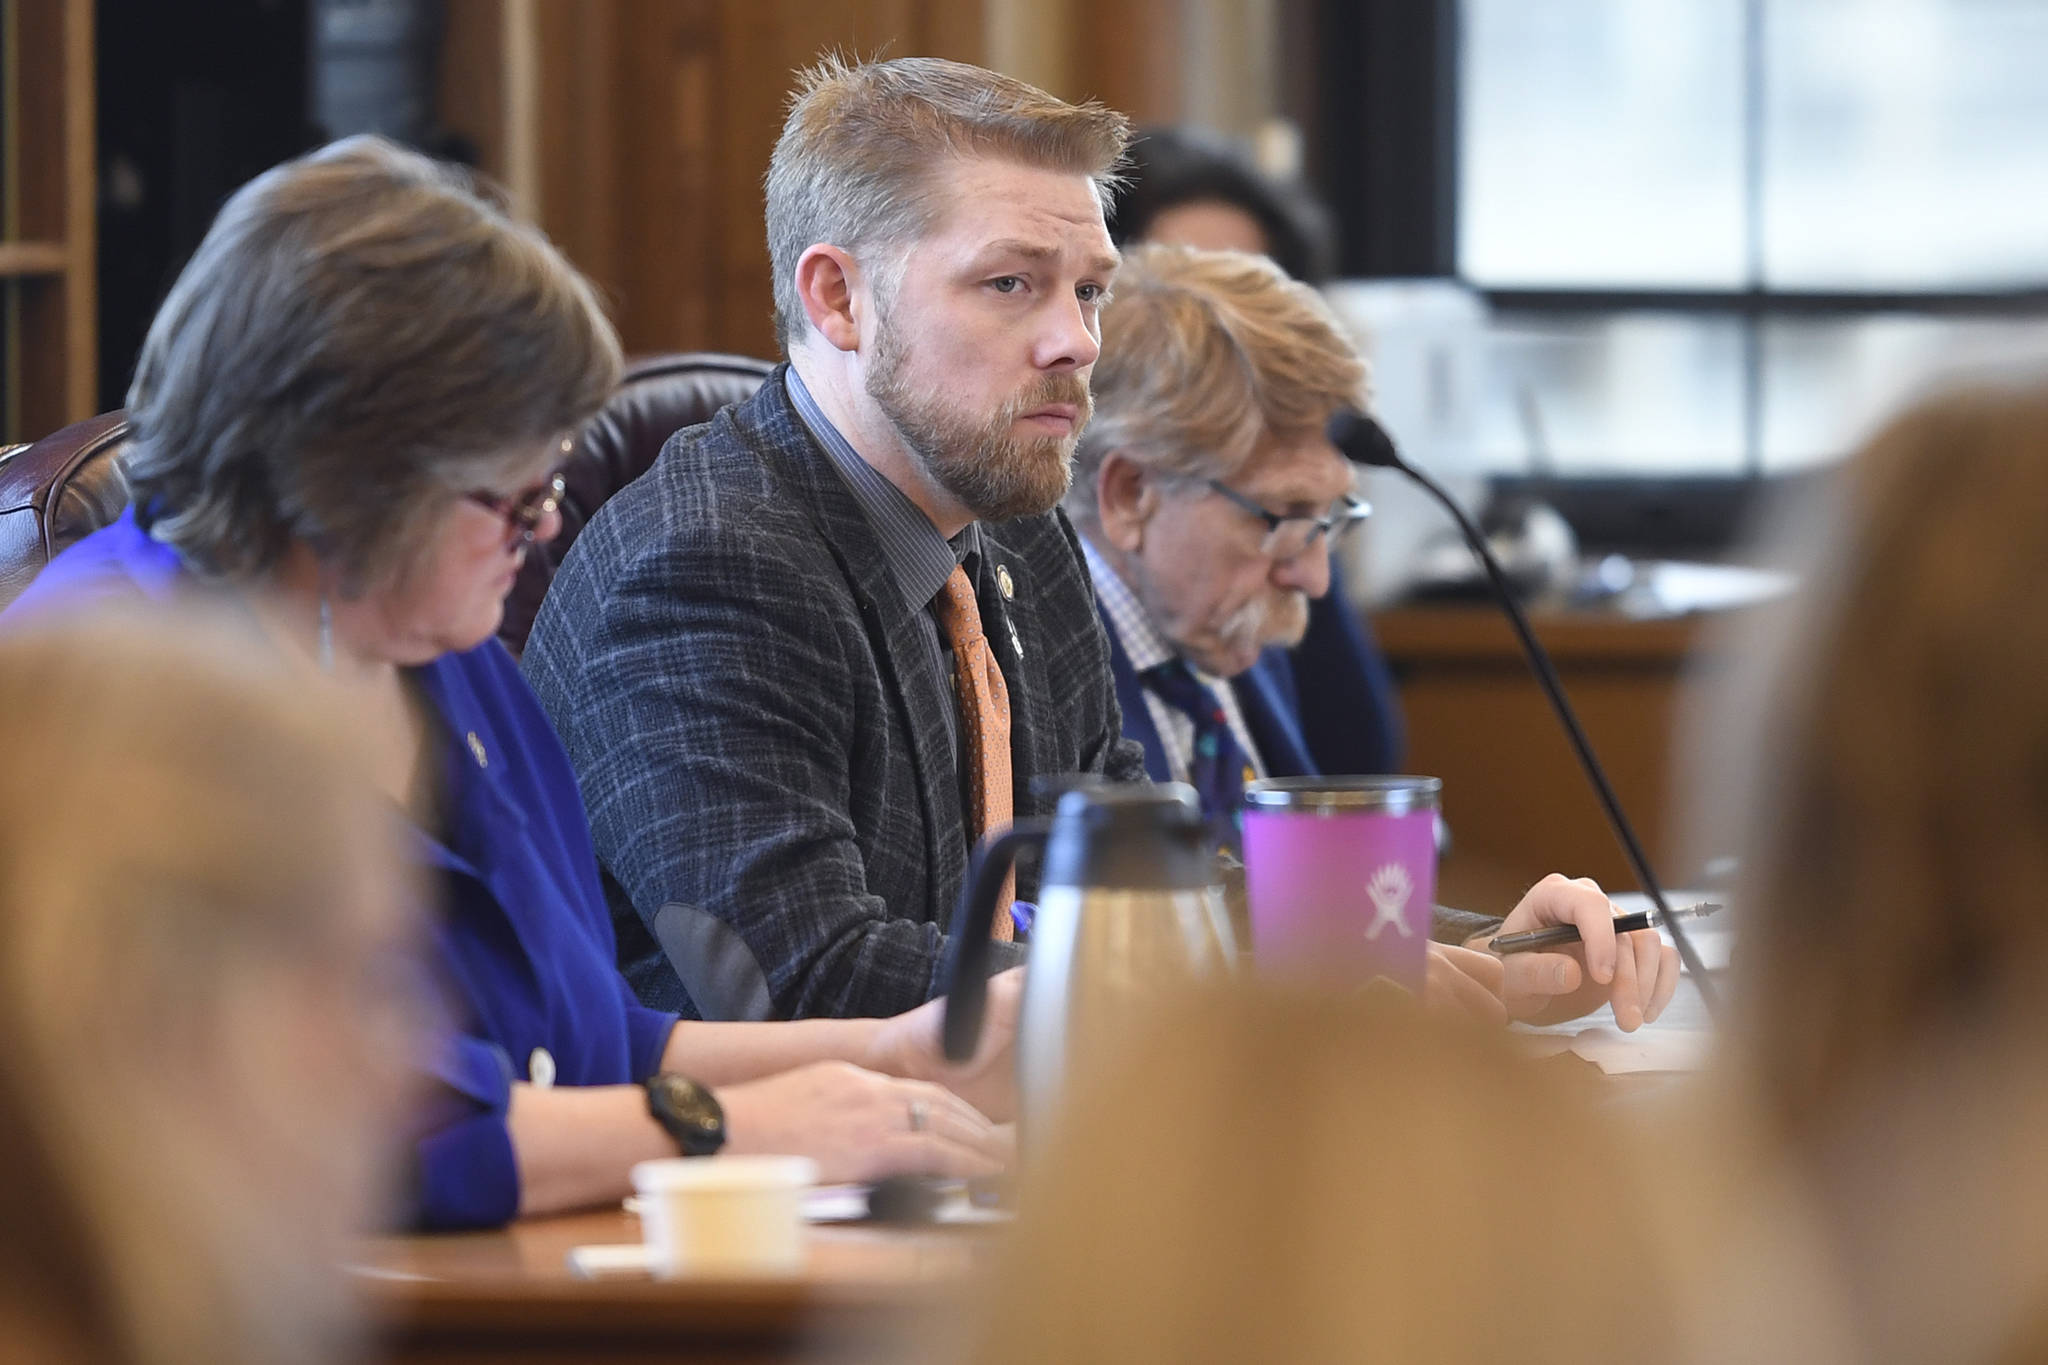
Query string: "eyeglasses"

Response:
xmin=464 ymin=471 xmax=566 ymax=544
xmin=1202 ymin=479 xmax=1371 ymax=560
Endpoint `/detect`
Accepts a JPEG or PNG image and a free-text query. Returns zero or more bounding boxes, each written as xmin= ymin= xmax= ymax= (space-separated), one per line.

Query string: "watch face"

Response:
xmin=649 ymin=1074 xmax=726 ymax=1156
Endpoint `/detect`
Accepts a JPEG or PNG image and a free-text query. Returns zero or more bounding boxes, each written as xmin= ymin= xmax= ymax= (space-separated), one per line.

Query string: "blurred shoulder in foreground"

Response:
xmin=954 ymin=982 xmax=1854 ymax=1365
xmin=0 ymin=604 xmax=411 ymax=1365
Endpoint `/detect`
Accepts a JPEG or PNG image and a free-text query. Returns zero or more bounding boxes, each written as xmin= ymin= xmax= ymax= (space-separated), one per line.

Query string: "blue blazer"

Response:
xmin=7 ymin=509 xmax=678 ymax=1230
xmin=1104 ymin=580 xmax=1405 ymax=785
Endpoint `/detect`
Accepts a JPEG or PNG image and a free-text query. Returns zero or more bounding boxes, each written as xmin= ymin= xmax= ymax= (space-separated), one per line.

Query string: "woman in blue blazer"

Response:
xmin=6 ymin=137 xmax=1014 ymax=1230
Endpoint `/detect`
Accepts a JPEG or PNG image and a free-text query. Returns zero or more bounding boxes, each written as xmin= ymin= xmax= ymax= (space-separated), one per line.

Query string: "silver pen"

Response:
xmin=1487 ymin=902 xmax=1722 ymax=956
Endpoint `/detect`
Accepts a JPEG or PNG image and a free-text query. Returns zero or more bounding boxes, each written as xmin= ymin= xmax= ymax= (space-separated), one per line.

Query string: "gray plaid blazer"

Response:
xmin=522 ymin=368 xmax=1146 ymax=1021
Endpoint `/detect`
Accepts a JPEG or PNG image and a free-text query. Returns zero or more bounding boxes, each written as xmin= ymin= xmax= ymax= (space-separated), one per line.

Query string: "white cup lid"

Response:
xmin=631 ymin=1155 xmax=818 ymax=1193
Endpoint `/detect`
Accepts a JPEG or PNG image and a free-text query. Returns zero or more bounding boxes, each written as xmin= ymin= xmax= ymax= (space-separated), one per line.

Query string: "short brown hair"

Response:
xmin=764 ymin=55 xmax=1131 ymax=351
xmin=1066 ymin=244 xmax=1367 ymax=524
xmin=1731 ymin=377 xmax=2048 ymax=1138
xmin=126 ymin=135 xmax=622 ymax=595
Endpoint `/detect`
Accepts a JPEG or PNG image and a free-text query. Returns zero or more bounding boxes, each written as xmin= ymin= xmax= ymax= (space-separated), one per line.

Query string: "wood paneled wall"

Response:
xmin=1373 ymin=604 xmax=1741 ymax=913
xmin=446 ymin=1 xmax=984 ymax=361
xmin=441 ymin=0 xmax=1266 ymax=362
xmin=4 ymin=0 xmax=97 ymax=440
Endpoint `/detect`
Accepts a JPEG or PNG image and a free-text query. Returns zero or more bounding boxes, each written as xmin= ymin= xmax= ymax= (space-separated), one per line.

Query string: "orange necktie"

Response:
xmin=932 ymin=565 xmax=1015 ymax=941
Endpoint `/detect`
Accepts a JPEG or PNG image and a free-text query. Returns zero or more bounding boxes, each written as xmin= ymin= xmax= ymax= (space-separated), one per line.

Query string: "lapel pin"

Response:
xmin=996 ymin=564 xmax=1015 ymax=600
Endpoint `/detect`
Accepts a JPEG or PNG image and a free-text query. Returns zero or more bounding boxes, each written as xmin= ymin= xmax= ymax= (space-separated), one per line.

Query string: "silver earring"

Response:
xmin=318 ymin=594 xmax=335 ymax=673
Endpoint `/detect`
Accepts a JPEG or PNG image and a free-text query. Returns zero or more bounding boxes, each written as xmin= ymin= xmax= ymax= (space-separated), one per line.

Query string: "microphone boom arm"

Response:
xmin=1333 ymin=413 xmax=1720 ymax=1014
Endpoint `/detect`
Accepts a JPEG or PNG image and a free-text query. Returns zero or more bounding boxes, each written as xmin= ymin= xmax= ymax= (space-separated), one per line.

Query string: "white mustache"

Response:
xmin=1216 ymin=591 xmax=1309 ymax=657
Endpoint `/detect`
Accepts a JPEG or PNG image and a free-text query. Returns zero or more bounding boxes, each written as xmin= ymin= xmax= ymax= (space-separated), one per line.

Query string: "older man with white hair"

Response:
xmin=1067 ymin=243 xmax=1680 ymax=1028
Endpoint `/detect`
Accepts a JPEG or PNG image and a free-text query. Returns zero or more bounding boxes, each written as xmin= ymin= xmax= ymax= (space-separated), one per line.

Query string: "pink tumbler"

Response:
xmin=1241 ymin=776 xmax=1441 ymax=988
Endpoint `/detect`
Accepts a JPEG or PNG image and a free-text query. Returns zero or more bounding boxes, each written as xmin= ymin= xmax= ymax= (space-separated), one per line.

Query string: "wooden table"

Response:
xmin=353 ymin=1209 xmax=994 ymax=1364
xmin=1373 ymin=598 xmax=1776 ymax=910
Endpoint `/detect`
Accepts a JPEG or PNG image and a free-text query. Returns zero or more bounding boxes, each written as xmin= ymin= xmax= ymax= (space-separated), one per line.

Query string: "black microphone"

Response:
xmin=1327 ymin=410 xmax=1719 ymax=1014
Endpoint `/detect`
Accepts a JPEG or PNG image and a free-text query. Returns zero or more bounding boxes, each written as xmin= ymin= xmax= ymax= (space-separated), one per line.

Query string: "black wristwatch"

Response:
xmin=643 ymin=1073 xmax=727 ymax=1157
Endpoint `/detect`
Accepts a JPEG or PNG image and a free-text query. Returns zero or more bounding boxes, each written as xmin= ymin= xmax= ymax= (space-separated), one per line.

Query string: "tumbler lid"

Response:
xmin=1242 ymin=775 xmax=1441 ymax=815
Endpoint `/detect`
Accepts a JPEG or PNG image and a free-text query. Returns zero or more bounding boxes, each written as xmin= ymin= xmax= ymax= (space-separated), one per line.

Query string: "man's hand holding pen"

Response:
xmin=1466 ymin=873 xmax=1681 ymax=1029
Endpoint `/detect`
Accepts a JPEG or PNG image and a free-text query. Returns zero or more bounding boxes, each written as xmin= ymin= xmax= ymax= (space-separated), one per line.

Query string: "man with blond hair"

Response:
xmin=524 ymin=56 xmax=1146 ymax=1021
xmin=1069 ymin=244 xmax=1682 ymax=1027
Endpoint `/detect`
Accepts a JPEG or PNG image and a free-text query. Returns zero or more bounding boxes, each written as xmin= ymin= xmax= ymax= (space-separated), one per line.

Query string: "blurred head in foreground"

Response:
xmin=1708 ymin=376 xmax=2048 ymax=1361
xmin=0 ymin=609 xmax=413 ymax=1365
xmin=1734 ymin=377 xmax=2048 ymax=1127
xmin=956 ymin=985 xmax=1847 ymax=1365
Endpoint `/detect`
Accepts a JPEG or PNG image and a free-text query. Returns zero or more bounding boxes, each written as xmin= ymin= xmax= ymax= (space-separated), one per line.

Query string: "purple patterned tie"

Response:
xmin=1142 ymin=658 xmax=1249 ymax=835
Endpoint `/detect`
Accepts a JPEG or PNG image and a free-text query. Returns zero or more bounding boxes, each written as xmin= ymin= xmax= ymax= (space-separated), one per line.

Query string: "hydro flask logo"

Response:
xmin=1365 ymin=863 xmax=1414 ymax=941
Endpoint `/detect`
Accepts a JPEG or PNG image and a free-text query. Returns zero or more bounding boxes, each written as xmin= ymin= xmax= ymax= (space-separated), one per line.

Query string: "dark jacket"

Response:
xmin=523 ymin=368 xmax=1146 ymax=1021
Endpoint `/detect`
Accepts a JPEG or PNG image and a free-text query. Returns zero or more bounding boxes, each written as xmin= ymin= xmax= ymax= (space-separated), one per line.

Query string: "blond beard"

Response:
xmin=865 ymin=314 xmax=1091 ymax=523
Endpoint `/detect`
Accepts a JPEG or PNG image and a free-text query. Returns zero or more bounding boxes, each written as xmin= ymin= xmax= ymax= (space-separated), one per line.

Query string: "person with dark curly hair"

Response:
xmin=1109 ymin=125 xmax=1338 ymax=284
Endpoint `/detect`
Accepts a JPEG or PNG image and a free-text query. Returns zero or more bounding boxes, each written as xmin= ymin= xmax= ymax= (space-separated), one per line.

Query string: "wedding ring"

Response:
xmin=908 ymin=1098 xmax=930 ymax=1133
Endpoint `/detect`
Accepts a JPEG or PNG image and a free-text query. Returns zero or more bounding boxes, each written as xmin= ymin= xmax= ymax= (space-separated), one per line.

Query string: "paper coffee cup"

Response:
xmin=631 ymin=1155 xmax=817 ymax=1276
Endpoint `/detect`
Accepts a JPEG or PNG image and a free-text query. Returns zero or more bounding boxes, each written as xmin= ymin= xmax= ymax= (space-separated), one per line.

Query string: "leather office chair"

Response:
xmin=0 ymin=412 xmax=135 ymax=613
xmin=501 ymin=352 xmax=773 ymax=652
xmin=0 ymin=353 xmax=775 ymax=646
